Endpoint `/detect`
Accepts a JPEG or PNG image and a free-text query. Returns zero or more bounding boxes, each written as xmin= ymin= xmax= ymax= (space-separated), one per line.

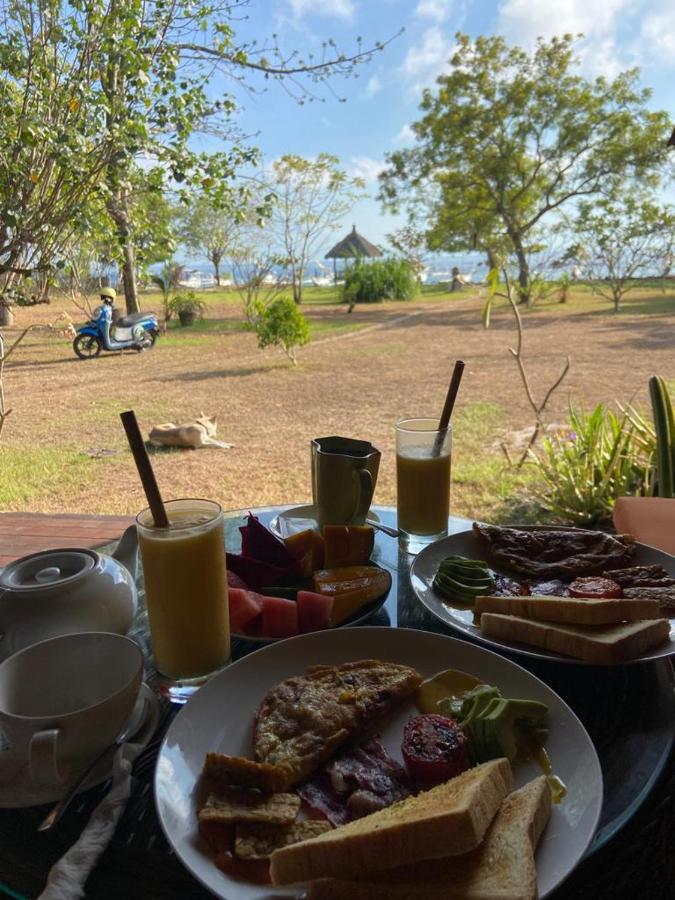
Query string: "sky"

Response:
xmin=193 ymin=0 xmax=675 ymax=264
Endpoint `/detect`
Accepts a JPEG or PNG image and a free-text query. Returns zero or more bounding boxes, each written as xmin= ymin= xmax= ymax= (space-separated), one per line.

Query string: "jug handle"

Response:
xmin=112 ymin=525 xmax=138 ymax=581
xmin=351 ymin=468 xmax=373 ymax=526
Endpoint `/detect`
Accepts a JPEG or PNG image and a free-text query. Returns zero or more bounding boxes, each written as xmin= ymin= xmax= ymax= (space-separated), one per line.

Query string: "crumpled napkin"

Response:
xmin=37 ymin=741 xmax=144 ymax=900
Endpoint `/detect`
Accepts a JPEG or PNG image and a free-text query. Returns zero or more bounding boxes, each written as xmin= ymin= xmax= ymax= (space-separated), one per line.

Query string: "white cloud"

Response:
xmin=394 ymin=123 xmax=415 ymax=144
xmin=638 ymin=6 xmax=675 ymax=62
xmin=415 ymin=0 xmax=453 ymax=21
xmin=402 ymin=26 xmax=456 ymax=89
xmin=496 ymin=0 xmax=633 ymax=78
xmin=288 ymin=0 xmax=355 ymax=20
xmin=350 ymin=156 xmax=385 ymax=183
xmin=365 ymin=74 xmax=382 ymax=97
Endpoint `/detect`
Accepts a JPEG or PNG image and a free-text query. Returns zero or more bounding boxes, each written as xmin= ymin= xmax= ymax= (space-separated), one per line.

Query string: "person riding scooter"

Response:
xmin=72 ymin=287 xmax=160 ymax=359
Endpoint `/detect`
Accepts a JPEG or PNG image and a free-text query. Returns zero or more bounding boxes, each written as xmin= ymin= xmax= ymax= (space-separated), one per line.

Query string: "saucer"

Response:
xmin=269 ymin=504 xmax=380 ymax=538
xmin=0 ymin=682 xmax=160 ymax=808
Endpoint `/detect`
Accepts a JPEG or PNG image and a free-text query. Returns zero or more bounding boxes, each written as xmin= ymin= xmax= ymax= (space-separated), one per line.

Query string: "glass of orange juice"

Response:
xmin=136 ymin=499 xmax=230 ymax=702
xmin=396 ymin=418 xmax=452 ymax=553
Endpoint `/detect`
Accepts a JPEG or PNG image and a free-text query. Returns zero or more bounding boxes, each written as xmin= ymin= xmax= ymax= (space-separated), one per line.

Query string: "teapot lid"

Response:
xmin=0 ymin=549 xmax=97 ymax=591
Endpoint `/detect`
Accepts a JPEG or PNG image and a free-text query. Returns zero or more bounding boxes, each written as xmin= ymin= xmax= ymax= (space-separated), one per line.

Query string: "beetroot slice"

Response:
xmin=240 ymin=514 xmax=301 ymax=574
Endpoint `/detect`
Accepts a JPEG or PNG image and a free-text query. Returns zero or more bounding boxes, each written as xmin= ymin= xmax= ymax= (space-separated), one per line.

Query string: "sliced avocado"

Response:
xmin=438 ymin=684 xmax=501 ymax=725
xmin=467 ymin=697 xmax=549 ymax=762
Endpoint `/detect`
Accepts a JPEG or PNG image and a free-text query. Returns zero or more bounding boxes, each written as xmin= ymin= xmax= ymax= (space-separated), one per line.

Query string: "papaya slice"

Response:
xmin=283 ymin=529 xmax=325 ymax=577
xmin=313 ymin=565 xmax=391 ymax=626
xmin=322 ymin=525 xmax=375 ymax=568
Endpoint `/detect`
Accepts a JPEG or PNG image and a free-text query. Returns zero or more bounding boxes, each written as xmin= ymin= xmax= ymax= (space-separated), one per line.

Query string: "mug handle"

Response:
xmin=29 ymin=728 xmax=64 ymax=787
xmin=350 ymin=468 xmax=373 ymax=525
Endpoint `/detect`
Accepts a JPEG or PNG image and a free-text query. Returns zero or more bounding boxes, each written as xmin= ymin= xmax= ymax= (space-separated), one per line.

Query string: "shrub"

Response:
xmin=342 ymin=258 xmax=418 ymax=305
xmin=167 ymin=291 xmax=206 ymax=326
xmin=254 ymin=296 xmax=310 ymax=365
xmin=530 ymin=403 xmax=655 ymax=525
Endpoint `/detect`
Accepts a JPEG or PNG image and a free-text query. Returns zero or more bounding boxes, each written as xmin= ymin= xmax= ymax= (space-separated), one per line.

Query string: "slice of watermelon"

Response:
xmin=228 ymin=587 xmax=263 ymax=633
xmin=260 ymin=595 xmax=299 ymax=639
xmin=297 ymin=590 xmax=334 ymax=633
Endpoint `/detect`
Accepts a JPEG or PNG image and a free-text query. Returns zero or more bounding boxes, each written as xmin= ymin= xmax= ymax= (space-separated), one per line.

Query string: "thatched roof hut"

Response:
xmin=325 ymin=226 xmax=383 ymax=281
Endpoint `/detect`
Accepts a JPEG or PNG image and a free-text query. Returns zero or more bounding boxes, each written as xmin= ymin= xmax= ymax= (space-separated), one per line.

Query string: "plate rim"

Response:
xmin=154 ymin=625 xmax=603 ymax=900
xmin=411 ymin=527 xmax=675 ymax=665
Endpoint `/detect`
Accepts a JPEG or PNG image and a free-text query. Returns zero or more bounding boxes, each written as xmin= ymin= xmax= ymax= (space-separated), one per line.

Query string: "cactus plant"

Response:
xmin=649 ymin=376 xmax=675 ymax=498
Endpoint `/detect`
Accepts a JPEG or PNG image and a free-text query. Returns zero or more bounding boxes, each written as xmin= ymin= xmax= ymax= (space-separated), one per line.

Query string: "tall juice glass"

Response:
xmin=396 ymin=418 xmax=452 ymax=553
xmin=136 ymin=499 xmax=229 ymax=701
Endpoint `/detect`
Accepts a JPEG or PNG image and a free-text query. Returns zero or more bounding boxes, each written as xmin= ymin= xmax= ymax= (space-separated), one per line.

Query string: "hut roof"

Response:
xmin=325 ymin=225 xmax=383 ymax=259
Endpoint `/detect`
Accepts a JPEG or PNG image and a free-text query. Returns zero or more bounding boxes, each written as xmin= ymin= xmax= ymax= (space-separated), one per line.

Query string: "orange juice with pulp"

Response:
xmin=138 ymin=506 xmax=230 ymax=678
xmin=396 ymin=447 xmax=451 ymax=536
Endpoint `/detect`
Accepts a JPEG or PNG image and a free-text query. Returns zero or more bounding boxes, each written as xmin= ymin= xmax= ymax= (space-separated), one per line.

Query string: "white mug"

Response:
xmin=0 ymin=632 xmax=143 ymax=787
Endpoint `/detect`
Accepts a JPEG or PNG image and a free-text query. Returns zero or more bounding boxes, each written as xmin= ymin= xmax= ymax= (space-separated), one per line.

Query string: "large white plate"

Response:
xmin=155 ymin=627 xmax=602 ymax=899
xmin=411 ymin=529 xmax=675 ymax=664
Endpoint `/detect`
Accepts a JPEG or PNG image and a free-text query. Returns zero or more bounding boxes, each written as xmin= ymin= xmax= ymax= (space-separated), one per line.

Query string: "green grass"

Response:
xmin=451 ymin=402 xmax=545 ymax=524
xmin=164 ymin=315 xmax=367 ymax=339
xmin=0 ymin=446 xmax=97 ymax=506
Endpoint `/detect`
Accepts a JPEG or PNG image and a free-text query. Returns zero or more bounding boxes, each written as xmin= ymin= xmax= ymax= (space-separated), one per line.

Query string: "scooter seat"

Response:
xmin=116 ymin=312 xmax=155 ymax=327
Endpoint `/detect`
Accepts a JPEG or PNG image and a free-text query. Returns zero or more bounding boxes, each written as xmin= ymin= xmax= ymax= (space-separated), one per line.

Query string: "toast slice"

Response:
xmin=480 ymin=613 xmax=671 ymax=663
xmin=475 ymin=594 xmax=661 ymax=626
xmin=203 ymin=752 xmax=290 ymax=793
xmin=198 ymin=789 xmax=300 ymax=825
xmin=307 ymin=776 xmax=552 ymax=900
xmin=270 ymin=758 xmax=512 ymax=885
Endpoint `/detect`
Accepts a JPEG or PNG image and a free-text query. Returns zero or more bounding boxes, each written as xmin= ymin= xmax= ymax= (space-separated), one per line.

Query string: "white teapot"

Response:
xmin=0 ymin=526 xmax=138 ymax=662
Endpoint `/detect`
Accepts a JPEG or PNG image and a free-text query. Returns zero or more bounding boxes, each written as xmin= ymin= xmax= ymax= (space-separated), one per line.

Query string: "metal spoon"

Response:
xmin=367 ymin=518 xmax=400 ymax=538
xmin=37 ymin=695 xmax=148 ymax=832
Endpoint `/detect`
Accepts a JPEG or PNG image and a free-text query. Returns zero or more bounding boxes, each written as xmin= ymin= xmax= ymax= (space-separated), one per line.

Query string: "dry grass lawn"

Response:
xmin=1 ymin=284 xmax=674 ymax=521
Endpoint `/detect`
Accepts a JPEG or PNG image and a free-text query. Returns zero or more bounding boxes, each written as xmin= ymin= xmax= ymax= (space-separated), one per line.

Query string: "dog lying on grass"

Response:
xmin=148 ymin=415 xmax=233 ymax=450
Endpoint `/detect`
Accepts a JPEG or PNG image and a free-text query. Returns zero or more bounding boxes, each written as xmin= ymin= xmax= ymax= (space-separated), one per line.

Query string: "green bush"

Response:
xmin=167 ymin=291 xmax=206 ymax=325
xmin=342 ymin=258 xmax=418 ymax=305
xmin=530 ymin=403 xmax=655 ymax=525
xmin=254 ymin=296 xmax=310 ymax=365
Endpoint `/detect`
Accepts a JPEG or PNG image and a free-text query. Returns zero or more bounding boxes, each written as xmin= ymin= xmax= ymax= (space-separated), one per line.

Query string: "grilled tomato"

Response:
xmin=569 ymin=576 xmax=622 ymax=599
xmin=401 ymin=714 xmax=469 ymax=784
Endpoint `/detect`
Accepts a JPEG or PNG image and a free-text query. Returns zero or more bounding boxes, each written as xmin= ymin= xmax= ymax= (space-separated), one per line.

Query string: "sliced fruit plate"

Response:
xmin=227 ymin=514 xmax=392 ymax=643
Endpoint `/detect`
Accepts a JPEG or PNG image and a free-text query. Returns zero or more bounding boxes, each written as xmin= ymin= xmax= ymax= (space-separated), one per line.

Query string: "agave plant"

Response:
xmin=530 ymin=403 xmax=655 ymax=525
xmin=649 ymin=376 xmax=675 ymax=498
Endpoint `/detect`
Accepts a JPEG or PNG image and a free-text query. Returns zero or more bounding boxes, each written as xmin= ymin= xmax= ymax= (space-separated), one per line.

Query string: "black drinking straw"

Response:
xmin=432 ymin=360 xmax=465 ymax=456
xmin=120 ymin=409 xmax=170 ymax=527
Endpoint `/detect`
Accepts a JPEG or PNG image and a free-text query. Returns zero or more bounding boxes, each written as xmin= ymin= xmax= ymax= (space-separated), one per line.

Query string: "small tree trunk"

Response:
xmin=613 ymin=290 xmax=621 ymax=312
xmin=107 ymin=190 xmax=140 ymax=314
xmin=211 ymin=253 xmax=222 ymax=286
xmin=510 ymin=234 xmax=531 ymax=305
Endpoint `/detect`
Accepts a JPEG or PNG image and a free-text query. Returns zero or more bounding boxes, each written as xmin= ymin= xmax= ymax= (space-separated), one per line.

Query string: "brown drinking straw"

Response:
xmin=120 ymin=409 xmax=170 ymax=527
xmin=432 ymin=360 xmax=465 ymax=456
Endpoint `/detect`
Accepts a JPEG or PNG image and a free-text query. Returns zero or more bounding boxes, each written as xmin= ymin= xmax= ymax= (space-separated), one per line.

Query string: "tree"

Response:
xmin=254 ymin=296 xmax=310 ymax=365
xmin=180 ymin=198 xmax=247 ymax=286
xmin=386 ymin=223 xmax=429 ymax=279
xmin=1 ymin=2 xmax=397 ymax=313
xmin=267 ymin=154 xmax=365 ymax=303
xmin=565 ymin=192 xmax=675 ymax=311
xmin=379 ymin=33 xmax=671 ymax=304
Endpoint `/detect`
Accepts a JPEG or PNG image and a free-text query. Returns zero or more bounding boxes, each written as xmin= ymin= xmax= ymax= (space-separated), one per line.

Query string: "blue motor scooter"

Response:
xmin=73 ymin=288 xmax=159 ymax=359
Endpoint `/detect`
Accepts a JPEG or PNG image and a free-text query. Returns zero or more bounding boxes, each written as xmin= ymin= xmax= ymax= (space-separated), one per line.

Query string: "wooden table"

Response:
xmin=1 ymin=507 xmax=674 ymax=900
xmin=0 ymin=512 xmax=134 ymax=566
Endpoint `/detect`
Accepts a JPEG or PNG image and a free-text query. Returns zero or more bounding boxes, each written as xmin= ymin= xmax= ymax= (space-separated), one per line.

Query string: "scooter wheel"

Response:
xmin=73 ymin=334 xmax=102 ymax=359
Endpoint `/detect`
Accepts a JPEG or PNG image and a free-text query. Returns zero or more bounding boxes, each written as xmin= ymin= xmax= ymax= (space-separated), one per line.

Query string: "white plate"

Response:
xmin=155 ymin=627 xmax=602 ymax=900
xmin=411 ymin=529 xmax=675 ymax=664
xmin=0 ymin=682 xmax=160 ymax=808
xmin=269 ymin=505 xmax=380 ymax=538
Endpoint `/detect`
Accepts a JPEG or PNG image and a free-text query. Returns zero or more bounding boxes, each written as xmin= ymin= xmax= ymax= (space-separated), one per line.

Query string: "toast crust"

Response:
xmin=480 ymin=613 xmax=671 ymax=663
xmin=475 ymin=594 xmax=661 ymax=627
